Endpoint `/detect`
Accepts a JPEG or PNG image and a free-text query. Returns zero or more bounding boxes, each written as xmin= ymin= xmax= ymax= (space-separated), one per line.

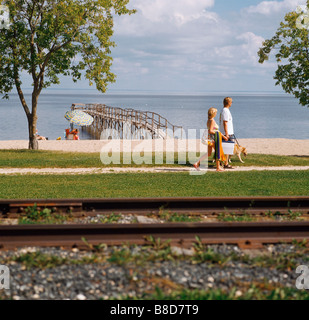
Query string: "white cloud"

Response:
xmin=133 ymin=0 xmax=215 ymax=25
xmin=203 ymin=32 xmax=265 ymax=67
xmin=113 ymin=58 xmax=149 ymax=75
xmin=245 ymin=0 xmax=306 ymax=15
xmin=114 ymin=0 xmax=219 ymax=36
xmin=236 ymin=32 xmax=265 ymax=64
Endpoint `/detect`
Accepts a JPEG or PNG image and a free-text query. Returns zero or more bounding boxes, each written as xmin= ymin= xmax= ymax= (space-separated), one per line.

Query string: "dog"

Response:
xmin=231 ymin=144 xmax=247 ymax=163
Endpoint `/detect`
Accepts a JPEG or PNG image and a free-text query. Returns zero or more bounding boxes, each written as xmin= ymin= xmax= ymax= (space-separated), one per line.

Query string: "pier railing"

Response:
xmin=71 ymin=103 xmax=183 ymax=140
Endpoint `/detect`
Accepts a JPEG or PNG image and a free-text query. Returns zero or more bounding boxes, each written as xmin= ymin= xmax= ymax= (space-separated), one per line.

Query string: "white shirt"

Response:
xmin=220 ymin=107 xmax=234 ymax=135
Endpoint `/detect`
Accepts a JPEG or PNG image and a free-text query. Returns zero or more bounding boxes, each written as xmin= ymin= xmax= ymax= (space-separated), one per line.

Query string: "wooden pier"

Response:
xmin=71 ymin=103 xmax=183 ymax=140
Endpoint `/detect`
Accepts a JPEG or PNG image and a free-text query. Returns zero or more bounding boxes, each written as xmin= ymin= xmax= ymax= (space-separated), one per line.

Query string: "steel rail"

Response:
xmin=0 ymin=221 xmax=309 ymax=250
xmin=1 ymin=196 xmax=309 ymax=217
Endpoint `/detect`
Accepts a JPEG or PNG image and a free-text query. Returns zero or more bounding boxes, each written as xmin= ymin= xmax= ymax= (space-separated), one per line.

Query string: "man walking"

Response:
xmin=220 ymin=97 xmax=235 ymax=169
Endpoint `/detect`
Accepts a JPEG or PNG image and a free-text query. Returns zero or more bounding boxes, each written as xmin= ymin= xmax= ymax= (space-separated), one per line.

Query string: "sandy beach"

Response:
xmin=0 ymin=138 xmax=308 ymax=156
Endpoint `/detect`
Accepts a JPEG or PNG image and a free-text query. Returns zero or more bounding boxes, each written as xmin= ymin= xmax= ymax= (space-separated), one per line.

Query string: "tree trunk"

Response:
xmin=28 ymin=136 xmax=38 ymax=150
xmin=27 ymin=113 xmax=39 ymax=150
xmin=14 ymin=75 xmax=39 ymax=150
xmin=27 ymin=89 xmax=40 ymax=150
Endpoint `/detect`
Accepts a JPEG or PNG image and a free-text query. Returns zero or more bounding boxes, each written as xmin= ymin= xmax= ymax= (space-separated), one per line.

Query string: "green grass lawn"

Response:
xmin=0 ymin=171 xmax=308 ymax=199
xmin=0 ymin=149 xmax=308 ymax=168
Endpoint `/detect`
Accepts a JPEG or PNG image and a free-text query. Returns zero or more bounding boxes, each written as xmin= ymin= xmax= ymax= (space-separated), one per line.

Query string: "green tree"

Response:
xmin=0 ymin=0 xmax=135 ymax=149
xmin=258 ymin=1 xmax=309 ymax=107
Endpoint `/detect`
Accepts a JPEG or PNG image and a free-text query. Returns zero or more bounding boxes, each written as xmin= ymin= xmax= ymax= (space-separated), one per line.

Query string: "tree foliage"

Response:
xmin=0 ymin=0 xmax=135 ymax=148
xmin=258 ymin=1 xmax=309 ymax=107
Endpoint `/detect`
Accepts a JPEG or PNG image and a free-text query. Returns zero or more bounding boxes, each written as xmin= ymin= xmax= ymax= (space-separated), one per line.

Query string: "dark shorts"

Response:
xmin=228 ymin=134 xmax=236 ymax=142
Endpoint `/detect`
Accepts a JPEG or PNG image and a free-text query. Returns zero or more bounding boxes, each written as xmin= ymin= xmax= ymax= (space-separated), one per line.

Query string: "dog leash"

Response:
xmin=232 ymin=134 xmax=241 ymax=146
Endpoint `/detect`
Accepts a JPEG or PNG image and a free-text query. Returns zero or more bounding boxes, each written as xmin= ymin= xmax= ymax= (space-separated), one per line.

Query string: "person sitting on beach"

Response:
xmin=65 ymin=129 xmax=70 ymax=139
xmin=35 ymin=129 xmax=47 ymax=140
xmin=194 ymin=107 xmax=228 ymax=172
xmin=71 ymin=129 xmax=80 ymax=140
xmin=65 ymin=128 xmax=79 ymax=140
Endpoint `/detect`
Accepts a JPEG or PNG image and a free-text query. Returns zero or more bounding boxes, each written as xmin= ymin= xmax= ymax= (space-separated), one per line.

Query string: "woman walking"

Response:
xmin=194 ymin=107 xmax=228 ymax=172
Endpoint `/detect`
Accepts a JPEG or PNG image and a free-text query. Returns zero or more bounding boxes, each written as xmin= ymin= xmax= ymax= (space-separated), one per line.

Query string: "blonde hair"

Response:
xmin=223 ymin=97 xmax=232 ymax=107
xmin=208 ymin=107 xmax=217 ymax=120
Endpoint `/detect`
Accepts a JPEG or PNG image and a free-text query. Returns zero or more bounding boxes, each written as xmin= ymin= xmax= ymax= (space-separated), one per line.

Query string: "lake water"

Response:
xmin=0 ymin=90 xmax=308 ymax=140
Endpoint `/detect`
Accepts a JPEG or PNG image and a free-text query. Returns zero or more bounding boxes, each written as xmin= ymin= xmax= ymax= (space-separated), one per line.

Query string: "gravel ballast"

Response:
xmin=0 ymin=244 xmax=307 ymax=300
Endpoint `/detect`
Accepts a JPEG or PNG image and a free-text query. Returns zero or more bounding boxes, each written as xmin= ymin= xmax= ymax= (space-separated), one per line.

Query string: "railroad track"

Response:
xmin=0 ymin=197 xmax=309 ymax=250
xmin=0 ymin=221 xmax=309 ymax=250
xmin=1 ymin=196 xmax=309 ymax=217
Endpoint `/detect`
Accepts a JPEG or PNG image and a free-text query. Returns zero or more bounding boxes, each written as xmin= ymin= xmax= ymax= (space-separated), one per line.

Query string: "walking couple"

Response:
xmin=194 ymin=97 xmax=235 ymax=172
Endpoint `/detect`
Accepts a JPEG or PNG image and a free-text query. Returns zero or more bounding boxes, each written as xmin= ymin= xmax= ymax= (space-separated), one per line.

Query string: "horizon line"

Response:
xmin=15 ymin=87 xmax=287 ymax=95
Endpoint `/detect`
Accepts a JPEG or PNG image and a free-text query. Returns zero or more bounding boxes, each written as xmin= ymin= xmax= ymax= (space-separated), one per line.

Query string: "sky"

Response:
xmin=37 ymin=0 xmax=309 ymax=93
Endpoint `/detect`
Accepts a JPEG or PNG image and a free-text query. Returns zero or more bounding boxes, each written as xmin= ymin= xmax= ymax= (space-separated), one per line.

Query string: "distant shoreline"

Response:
xmin=0 ymin=139 xmax=308 ymax=156
xmin=7 ymin=89 xmax=290 ymax=96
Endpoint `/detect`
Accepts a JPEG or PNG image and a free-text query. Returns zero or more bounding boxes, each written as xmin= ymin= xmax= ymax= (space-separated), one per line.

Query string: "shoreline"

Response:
xmin=0 ymin=138 xmax=308 ymax=156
